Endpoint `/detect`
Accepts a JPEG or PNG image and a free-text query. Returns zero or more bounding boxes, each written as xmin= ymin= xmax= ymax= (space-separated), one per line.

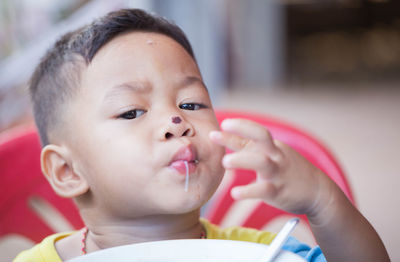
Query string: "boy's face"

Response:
xmin=65 ymin=32 xmax=225 ymax=218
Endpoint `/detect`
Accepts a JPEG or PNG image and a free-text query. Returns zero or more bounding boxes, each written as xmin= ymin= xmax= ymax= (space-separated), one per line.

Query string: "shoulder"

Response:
xmin=13 ymin=232 xmax=74 ymax=262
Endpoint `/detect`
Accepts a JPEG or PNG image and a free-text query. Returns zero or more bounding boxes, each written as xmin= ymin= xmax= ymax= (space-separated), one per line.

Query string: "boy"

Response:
xmin=14 ymin=9 xmax=389 ymax=261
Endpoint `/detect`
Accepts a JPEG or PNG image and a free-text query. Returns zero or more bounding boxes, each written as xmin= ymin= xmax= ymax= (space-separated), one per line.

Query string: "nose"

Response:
xmin=159 ymin=114 xmax=194 ymax=140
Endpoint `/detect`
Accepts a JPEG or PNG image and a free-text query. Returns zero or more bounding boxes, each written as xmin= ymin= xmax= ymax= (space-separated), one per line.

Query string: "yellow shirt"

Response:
xmin=200 ymin=218 xmax=276 ymax=244
xmin=13 ymin=231 xmax=73 ymax=262
xmin=13 ymin=219 xmax=276 ymax=262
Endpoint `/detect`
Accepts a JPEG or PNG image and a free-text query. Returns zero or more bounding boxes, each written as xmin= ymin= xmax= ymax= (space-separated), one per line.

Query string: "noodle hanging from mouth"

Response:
xmin=184 ymin=161 xmax=189 ymax=192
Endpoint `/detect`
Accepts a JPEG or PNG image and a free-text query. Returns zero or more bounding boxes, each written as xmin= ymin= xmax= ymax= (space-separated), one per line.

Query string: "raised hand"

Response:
xmin=209 ymin=118 xmax=332 ymax=216
xmin=210 ymin=118 xmax=390 ymax=261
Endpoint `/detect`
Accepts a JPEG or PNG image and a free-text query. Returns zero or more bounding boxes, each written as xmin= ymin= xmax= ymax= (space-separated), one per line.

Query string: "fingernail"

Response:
xmin=222 ymin=155 xmax=232 ymax=167
xmin=209 ymin=131 xmax=222 ymax=140
xmin=221 ymin=119 xmax=234 ymax=129
xmin=231 ymin=187 xmax=241 ymax=199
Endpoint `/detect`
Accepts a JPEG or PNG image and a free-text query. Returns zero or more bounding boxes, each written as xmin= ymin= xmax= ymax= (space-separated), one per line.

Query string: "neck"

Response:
xmin=83 ymin=210 xmax=203 ymax=253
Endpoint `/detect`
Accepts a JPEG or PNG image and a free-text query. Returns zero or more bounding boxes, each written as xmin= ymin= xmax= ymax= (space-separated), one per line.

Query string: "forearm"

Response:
xmin=307 ymin=177 xmax=390 ymax=261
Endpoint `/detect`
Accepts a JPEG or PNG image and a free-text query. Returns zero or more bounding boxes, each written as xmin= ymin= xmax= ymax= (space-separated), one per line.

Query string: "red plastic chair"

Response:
xmin=0 ymin=126 xmax=84 ymax=244
xmin=205 ymin=110 xmax=354 ymax=229
xmin=0 ymin=111 xmax=354 ymax=243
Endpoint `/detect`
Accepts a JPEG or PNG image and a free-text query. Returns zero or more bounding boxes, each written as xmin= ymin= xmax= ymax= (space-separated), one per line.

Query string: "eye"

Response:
xmin=118 ymin=109 xmax=146 ymax=120
xmin=179 ymin=103 xmax=207 ymax=111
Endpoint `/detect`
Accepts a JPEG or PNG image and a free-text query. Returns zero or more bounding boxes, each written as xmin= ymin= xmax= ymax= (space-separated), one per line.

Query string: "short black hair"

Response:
xmin=30 ymin=8 xmax=196 ymax=145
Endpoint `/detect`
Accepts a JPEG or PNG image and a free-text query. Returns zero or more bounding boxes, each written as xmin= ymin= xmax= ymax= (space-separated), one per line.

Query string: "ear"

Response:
xmin=41 ymin=144 xmax=89 ymax=198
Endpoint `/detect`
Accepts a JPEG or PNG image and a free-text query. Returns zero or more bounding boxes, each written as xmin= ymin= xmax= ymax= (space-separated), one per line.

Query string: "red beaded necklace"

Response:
xmin=81 ymin=226 xmax=207 ymax=255
xmin=81 ymin=227 xmax=89 ymax=255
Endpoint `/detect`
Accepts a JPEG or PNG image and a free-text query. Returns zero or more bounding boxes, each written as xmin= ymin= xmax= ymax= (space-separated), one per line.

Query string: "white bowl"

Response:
xmin=68 ymin=239 xmax=306 ymax=262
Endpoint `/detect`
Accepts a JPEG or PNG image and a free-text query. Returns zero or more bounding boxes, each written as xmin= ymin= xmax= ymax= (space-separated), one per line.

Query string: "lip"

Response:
xmin=169 ymin=144 xmax=198 ymax=175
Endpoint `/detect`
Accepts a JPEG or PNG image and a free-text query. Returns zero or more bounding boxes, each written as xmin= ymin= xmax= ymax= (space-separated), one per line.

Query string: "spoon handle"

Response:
xmin=257 ymin=218 xmax=300 ymax=262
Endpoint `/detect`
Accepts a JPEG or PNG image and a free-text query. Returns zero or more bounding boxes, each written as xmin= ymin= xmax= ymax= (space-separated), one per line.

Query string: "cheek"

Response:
xmin=71 ymin=132 xmax=151 ymax=186
xmin=202 ymin=135 xmax=225 ymax=182
xmin=209 ymin=142 xmax=225 ymax=168
xmin=197 ymin=118 xmax=225 ymax=171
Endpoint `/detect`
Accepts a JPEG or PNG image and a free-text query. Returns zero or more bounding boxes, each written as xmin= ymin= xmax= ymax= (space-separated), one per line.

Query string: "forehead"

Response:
xmin=94 ymin=31 xmax=188 ymax=58
xmin=90 ymin=32 xmax=197 ymax=76
xmin=79 ymin=32 xmax=201 ymax=98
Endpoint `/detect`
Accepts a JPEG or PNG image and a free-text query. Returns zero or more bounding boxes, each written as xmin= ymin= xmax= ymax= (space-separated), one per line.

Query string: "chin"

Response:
xmin=158 ymin=190 xmax=209 ymax=215
xmin=156 ymin=168 xmax=224 ymax=215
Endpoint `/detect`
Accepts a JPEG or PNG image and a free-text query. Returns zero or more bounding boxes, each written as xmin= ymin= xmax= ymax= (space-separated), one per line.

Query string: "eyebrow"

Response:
xmin=104 ymin=81 xmax=152 ymax=101
xmin=104 ymin=76 xmax=206 ymax=102
xmin=180 ymin=76 xmax=205 ymax=88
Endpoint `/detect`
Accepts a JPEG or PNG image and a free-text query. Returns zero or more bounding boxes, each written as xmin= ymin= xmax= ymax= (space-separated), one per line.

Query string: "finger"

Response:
xmin=231 ymin=181 xmax=278 ymax=201
xmin=223 ymin=151 xmax=278 ymax=180
xmin=220 ymin=119 xmax=276 ymax=152
xmin=209 ymin=130 xmax=252 ymax=152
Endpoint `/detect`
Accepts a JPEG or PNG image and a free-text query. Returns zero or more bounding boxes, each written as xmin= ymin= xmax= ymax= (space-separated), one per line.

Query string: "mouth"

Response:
xmin=168 ymin=144 xmax=198 ymax=175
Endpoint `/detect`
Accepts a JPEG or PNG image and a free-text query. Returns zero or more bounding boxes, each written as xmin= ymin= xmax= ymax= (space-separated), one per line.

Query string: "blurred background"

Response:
xmin=1 ymin=0 xmax=399 ymax=260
